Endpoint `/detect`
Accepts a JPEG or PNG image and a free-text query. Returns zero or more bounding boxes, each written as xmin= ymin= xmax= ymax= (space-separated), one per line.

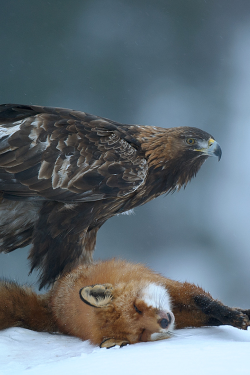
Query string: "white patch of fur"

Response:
xmin=140 ymin=283 xmax=175 ymax=337
xmin=141 ymin=283 xmax=172 ymax=311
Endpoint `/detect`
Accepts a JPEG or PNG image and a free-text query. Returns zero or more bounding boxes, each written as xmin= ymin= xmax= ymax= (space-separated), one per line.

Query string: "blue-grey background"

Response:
xmin=0 ymin=0 xmax=250 ymax=307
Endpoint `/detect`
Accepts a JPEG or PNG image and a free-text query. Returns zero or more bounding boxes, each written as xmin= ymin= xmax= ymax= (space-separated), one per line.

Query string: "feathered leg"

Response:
xmin=29 ymin=201 xmax=98 ymax=289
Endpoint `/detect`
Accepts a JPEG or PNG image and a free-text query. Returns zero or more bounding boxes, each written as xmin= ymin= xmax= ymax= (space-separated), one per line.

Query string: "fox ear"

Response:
xmin=79 ymin=283 xmax=113 ymax=308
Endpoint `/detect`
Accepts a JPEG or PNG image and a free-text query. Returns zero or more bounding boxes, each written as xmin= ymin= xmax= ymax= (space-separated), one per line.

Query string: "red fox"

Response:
xmin=0 ymin=259 xmax=249 ymax=348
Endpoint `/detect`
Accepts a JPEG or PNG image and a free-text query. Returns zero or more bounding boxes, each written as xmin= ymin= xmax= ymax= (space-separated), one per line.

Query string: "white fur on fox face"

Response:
xmin=141 ymin=283 xmax=172 ymax=311
xmin=141 ymin=283 xmax=175 ymax=335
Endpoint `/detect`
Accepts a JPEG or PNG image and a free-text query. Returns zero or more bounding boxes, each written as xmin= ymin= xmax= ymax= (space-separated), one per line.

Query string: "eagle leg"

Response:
xmin=29 ymin=201 xmax=98 ymax=289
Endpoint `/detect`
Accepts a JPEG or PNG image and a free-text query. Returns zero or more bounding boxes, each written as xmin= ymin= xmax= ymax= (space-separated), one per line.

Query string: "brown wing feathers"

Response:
xmin=0 ymin=104 xmax=221 ymax=288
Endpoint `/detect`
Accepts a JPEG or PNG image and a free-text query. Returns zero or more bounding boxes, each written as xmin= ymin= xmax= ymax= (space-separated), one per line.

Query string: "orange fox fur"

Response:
xmin=0 ymin=259 xmax=249 ymax=348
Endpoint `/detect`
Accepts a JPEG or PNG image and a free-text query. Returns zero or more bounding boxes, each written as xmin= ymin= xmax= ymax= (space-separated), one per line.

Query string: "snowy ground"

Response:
xmin=0 ymin=326 xmax=249 ymax=375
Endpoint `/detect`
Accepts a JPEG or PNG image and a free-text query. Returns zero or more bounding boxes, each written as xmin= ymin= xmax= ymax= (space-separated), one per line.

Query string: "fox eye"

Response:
xmin=186 ymin=138 xmax=196 ymax=145
xmin=134 ymin=304 xmax=142 ymax=314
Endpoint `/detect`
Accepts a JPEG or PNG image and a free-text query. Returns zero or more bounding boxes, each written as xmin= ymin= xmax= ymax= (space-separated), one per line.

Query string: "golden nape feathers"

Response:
xmin=0 ymin=104 xmax=221 ymax=288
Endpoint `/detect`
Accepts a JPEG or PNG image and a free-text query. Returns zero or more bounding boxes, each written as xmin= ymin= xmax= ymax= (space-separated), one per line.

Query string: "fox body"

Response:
xmin=0 ymin=259 xmax=249 ymax=348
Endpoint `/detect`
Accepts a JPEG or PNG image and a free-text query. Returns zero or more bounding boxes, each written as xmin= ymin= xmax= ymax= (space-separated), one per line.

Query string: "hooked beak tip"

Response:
xmin=208 ymin=139 xmax=222 ymax=161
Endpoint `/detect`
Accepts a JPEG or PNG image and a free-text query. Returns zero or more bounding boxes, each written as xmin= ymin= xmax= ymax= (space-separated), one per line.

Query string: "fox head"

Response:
xmin=79 ymin=281 xmax=175 ymax=347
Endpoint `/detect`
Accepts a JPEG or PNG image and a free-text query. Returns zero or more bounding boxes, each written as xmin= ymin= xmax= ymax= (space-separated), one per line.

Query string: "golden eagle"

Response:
xmin=0 ymin=104 xmax=221 ymax=288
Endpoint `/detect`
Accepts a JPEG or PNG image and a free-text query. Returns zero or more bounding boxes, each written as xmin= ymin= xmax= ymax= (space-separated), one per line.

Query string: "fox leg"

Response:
xmin=166 ymin=280 xmax=250 ymax=330
xmin=193 ymin=295 xmax=249 ymax=329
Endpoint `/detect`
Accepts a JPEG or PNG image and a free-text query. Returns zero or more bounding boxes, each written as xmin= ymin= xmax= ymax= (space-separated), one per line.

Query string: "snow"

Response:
xmin=1 ymin=326 xmax=249 ymax=375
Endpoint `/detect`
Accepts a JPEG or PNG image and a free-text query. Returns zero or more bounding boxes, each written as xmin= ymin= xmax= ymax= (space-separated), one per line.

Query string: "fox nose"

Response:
xmin=159 ymin=313 xmax=172 ymax=329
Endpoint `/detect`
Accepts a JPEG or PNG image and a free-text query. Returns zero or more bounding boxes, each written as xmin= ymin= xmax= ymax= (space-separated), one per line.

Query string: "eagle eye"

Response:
xmin=134 ymin=304 xmax=142 ymax=314
xmin=186 ymin=138 xmax=196 ymax=145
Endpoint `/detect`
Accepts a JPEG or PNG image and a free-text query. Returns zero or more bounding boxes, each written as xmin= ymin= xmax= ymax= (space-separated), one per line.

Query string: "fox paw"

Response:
xmin=79 ymin=283 xmax=113 ymax=308
xmin=100 ymin=338 xmax=130 ymax=349
xmin=234 ymin=311 xmax=250 ymax=330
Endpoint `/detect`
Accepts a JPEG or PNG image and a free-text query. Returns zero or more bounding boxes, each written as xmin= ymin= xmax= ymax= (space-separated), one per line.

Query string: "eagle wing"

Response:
xmin=0 ymin=104 xmax=147 ymax=202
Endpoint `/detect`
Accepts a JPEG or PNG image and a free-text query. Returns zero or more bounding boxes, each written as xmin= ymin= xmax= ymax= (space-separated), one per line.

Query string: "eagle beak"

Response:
xmin=206 ymin=138 xmax=222 ymax=161
xmin=195 ymin=138 xmax=222 ymax=161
